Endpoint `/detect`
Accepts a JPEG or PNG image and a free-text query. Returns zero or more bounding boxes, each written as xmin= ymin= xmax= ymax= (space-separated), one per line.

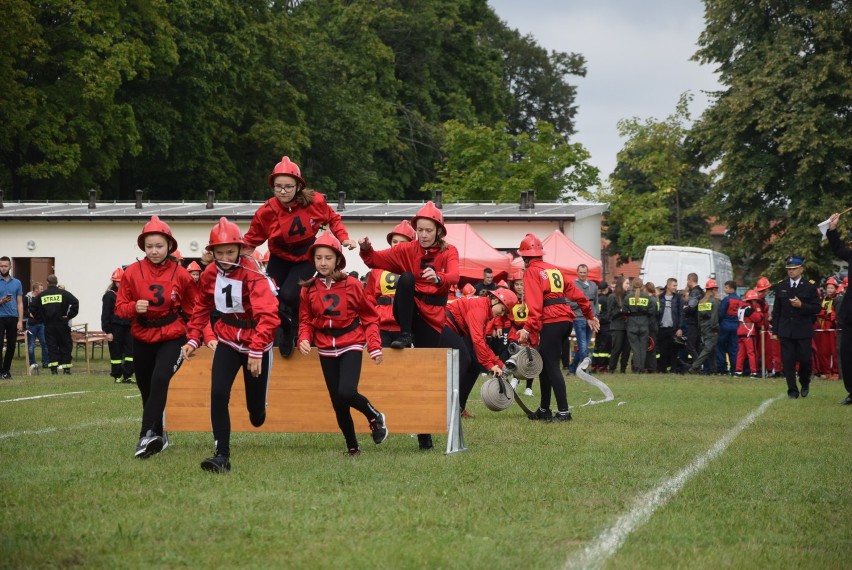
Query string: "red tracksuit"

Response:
xmin=813 ymin=296 xmax=838 ymax=376
xmin=365 ymin=268 xmax=401 ymax=333
xmin=447 ymin=296 xmax=503 ymax=370
xmin=735 ymin=302 xmax=764 ymax=375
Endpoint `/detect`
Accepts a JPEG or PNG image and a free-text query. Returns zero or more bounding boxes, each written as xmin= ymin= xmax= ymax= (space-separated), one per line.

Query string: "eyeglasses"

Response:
xmin=273 ymin=184 xmax=298 ymax=193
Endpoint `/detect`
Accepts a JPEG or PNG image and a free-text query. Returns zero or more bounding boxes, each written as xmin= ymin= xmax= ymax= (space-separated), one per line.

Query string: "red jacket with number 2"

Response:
xmin=360 ymin=240 xmax=459 ymax=333
xmin=522 ymin=259 xmax=594 ymax=338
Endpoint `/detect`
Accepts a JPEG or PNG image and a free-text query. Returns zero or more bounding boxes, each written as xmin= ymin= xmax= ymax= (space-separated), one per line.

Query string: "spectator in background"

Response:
xmin=607 ymin=275 xmax=631 ymax=373
xmin=678 ymin=273 xmax=704 ymax=369
xmin=474 ymin=267 xmax=497 ymax=296
xmin=716 ymin=281 xmax=742 ymax=375
xmin=688 ymin=279 xmax=720 ymax=374
xmin=656 ymin=278 xmax=681 ymax=374
xmin=643 ymin=281 xmax=660 ymax=373
xmin=31 ymin=275 xmax=79 ymax=375
xmin=591 ymin=281 xmax=612 ymax=372
xmin=567 ymin=264 xmax=598 ymax=374
xmin=24 ymin=282 xmax=49 ymax=372
xmin=0 ymin=257 xmax=24 ymax=379
xmin=625 ymin=278 xmax=656 ymax=373
xmin=102 ymin=268 xmax=135 ymax=384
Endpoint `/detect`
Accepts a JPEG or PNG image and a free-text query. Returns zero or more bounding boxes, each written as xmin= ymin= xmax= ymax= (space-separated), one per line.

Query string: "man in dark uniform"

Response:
xmin=826 ymin=212 xmax=852 ymax=405
xmin=771 ymin=255 xmax=820 ymax=399
xmin=678 ymin=273 xmax=703 ymax=368
xmin=31 ymin=275 xmax=79 ymax=375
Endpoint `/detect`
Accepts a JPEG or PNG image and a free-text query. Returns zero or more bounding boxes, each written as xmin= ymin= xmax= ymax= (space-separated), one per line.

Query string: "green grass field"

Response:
xmin=1 ymin=355 xmax=850 ymax=569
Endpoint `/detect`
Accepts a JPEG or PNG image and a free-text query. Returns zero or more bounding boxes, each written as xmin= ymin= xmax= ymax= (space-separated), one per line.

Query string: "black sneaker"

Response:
xmin=390 ymin=332 xmax=413 ymax=349
xmin=0 ymin=370 xmax=11 ymax=379
xmin=63 ymin=367 xmax=71 ymax=375
xmin=528 ymin=407 xmax=553 ymax=421
xmin=135 ymin=430 xmax=164 ymax=459
xmin=345 ymin=448 xmax=361 ymax=457
xmin=278 ymin=325 xmax=295 ymax=357
xmin=369 ymin=412 xmax=388 ymax=444
xmin=550 ymin=410 xmax=573 ymax=423
xmin=50 ymin=367 xmax=58 ymax=375
xmin=417 ymin=434 xmax=433 ymax=450
xmin=201 ymin=454 xmax=231 ymax=473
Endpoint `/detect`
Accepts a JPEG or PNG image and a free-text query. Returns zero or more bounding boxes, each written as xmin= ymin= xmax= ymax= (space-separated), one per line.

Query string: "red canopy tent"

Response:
xmin=444 ymin=223 xmax=513 ymax=280
xmin=511 ymin=230 xmax=603 ymax=282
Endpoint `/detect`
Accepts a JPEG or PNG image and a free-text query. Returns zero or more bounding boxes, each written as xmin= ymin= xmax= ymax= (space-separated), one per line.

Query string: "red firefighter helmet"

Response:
xmin=825 ymin=277 xmax=838 ymax=287
xmin=137 ymin=215 xmax=178 ymax=254
xmin=755 ymin=277 xmax=771 ymax=292
xmin=411 ymin=201 xmax=446 ymax=238
xmin=110 ymin=268 xmax=124 ymax=282
xmin=309 ymin=233 xmax=346 ymax=269
xmin=705 ymin=278 xmax=718 ymax=289
xmin=187 ymin=261 xmax=202 ymax=273
xmin=462 ymin=283 xmax=476 ymax=297
xmin=489 ymin=288 xmax=519 ymax=312
xmin=267 ymin=155 xmax=306 ymax=188
xmin=206 ymin=217 xmax=245 ymax=251
xmin=496 ymin=280 xmax=509 ymax=289
xmin=743 ymin=289 xmax=760 ymax=301
xmin=517 ymin=233 xmax=544 ymax=257
xmin=386 ymin=220 xmax=417 ymax=245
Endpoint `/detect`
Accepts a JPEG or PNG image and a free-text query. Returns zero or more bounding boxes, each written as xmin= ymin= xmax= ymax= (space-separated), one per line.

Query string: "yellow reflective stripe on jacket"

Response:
xmin=698 ymin=302 xmax=713 ymax=311
xmin=628 ymin=297 xmax=649 ymax=307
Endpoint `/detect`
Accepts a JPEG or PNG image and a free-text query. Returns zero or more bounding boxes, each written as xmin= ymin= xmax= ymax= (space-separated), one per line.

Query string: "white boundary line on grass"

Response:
xmin=0 ymin=391 xmax=91 ymax=403
xmin=0 ymin=416 xmax=137 ymax=441
xmin=563 ymin=395 xmax=783 ymax=570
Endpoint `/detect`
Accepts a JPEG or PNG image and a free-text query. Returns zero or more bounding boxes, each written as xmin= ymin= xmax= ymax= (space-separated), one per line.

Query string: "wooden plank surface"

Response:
xmin=166 ymin=348 xmax=451 ymax=434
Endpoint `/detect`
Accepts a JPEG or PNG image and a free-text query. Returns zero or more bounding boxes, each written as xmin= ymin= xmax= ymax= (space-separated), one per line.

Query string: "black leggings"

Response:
xmin=210 ymin=344 xmax=272 ymax=456
xmin=392 ymin=272 xmax=442 ymax=347
xmin=133 ymin=337 xmax=185 ymax=437
xmin=319 ymin=351 xmax=380 ymax=450
xmin=439 ymin=326 xmax=481 ymax=410
xmin=539 ymin=320 xmax=573 ymax=412
xmin=266 ymin=256 xmax=316 ymax=324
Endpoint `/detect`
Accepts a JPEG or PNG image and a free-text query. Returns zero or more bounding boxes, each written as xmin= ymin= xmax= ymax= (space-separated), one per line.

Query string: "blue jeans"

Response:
xmin=28 ymin=323 xmax=49 ymax=366
xmin=570 ymin=320 xmax=592 ymax=372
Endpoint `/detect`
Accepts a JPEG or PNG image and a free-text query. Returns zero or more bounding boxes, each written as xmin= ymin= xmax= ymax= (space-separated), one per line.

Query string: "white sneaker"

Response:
xmin=29 ymin=363 xmax=39 ymax=371
xmin=524 ymin=388 xmax=534 ymax=396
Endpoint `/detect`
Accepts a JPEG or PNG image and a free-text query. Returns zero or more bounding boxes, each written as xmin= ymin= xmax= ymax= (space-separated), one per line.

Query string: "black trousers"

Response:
xmin=608 ymin=328 xmax=629 ymax=373
xmin=266 ymin=256 xmax=315 ymax=330
xmin=45 ymin=322 xmax=72 ymax=369
xmin=780 ymin=336 xmax=812 ymax=395
xmin=133 ymin=337 xmax=185 ymax=437
xmin=657 ymin=326 xmax=676 ymax=373
xmin=319 ymin=350 xmax=379 ymax=450
xmin=0 ymin=316 xmax=17 ymax=372
xmin=210 ymin=344 xmax=272 ymax=457
xmin=107 ymin=324 xmax=134 ymax=379
xmin=684 ymin=320 xmax=701 ymax=363
xmin=391 ymin=272 xmax=442 ymax=347
xmin=840 ymin=328 xmax=851 ymax=393
xmin=439 ymin=326 xmax=482 ymax=411
xmin=539 ymin=320 xmax=573 ymax=412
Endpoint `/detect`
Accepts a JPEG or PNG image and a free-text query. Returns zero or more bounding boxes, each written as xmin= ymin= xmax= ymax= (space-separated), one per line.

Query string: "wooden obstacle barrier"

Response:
xmin=166 ymin=347 xmax=464 ymax=452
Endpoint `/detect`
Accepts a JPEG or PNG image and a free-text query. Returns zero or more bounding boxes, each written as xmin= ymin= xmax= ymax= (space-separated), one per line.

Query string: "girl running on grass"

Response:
xmin=298 ymin=233 xmax=387 ymax=457
xmin=182 ymin=218 xmax=281 ymax=473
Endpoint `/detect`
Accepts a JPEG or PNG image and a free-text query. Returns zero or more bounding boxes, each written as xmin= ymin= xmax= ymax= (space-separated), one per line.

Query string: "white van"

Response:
xmin=639 ymin=246 xmax=733 ymax=289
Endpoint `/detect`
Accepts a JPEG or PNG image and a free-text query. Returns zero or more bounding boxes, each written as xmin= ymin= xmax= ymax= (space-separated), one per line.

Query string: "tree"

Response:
xmin=692 ymin=0 xmax=852 ymax=277
xmin=424 ymin=119 xmax=599 ymax=203
xmin=600 ymin=94 xmax=710 ymax=263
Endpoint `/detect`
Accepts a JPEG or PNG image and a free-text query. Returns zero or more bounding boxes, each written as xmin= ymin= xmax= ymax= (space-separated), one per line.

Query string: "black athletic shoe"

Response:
xmin=345 ymin=448 xmax=361 ymax=457
xmin=390 ymin=332 xmax=413 ymax=349
xmin=135 ymin=430 xmax=164 ymax=459
xmin=63 ymin=367 xmax=71 ymax=375
xmin=50 ymin=367 xmax=58 ymax=375
xmin=201 ymin=454 xmax=231 ymax=473
xmin=0 ymin=370 xmax=11 ymax=379
xmin=838 ymin=394 xmax=852 ymax=406
xmin=417 ymin=434 xmax=433 ymax=450
xmin=528 ymin=407 xmax=553 ymax=421
xmin=369 ymin=412 xmax=388 ymax=444
xmin=549 ymin=410 xmax=573 ymax=423
xmin=801 ymin=386 xmax=810 ymax=398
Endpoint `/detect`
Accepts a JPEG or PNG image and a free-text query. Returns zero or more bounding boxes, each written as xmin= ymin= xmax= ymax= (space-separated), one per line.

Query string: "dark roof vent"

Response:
xmin=434 ymin=189 xmax=443 ymax=209
xmin=206 ymin=189 xmax=215 ymax=210
xmin=135 ymin=189 xmax=143 ymax=209
xmin=337 ymin=191 xmax=345 ymax=211
xmin=88 ymin=189 xmax=97 ymax=209
xmin=519 ymin=191 xmax=529 ymax=211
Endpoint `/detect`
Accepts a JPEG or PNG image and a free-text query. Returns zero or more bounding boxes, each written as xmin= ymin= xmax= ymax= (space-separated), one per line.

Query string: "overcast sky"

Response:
xmin=488 ymin=0 xmax=721 ymax=183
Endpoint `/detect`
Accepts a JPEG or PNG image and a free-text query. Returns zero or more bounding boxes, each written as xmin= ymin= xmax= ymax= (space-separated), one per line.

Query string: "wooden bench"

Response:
xmin=71 ymin=324 xmax=108 ymax=373
xmin=166 ymin=348 xmax=465 ymax=453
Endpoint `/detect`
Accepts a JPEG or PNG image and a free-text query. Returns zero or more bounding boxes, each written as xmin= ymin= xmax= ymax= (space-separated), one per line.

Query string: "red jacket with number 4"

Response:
xmin=244 ymin=193 xmax=350 ymax=262
xmin=298 ymin=275 xmax=382 ymax=359
xmin=447 ymin=296 xmax=504 ymax=370
xmin=365 ymin=268 xmax=401 ymax=331
xmin=184 ymin=260 xmax=281 ymax=359
xmin=360 ymin=240 xmax=459 ymax=333
xmin=522 ymin=259 xmax=594 ymax=337
xmin=115 ymin=258 xmax=197 ymax=344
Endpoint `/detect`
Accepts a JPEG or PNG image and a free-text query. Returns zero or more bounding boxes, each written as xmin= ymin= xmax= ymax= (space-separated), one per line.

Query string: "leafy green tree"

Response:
xmin=601 ymin=94 xmax=710 ymax=263
xmin=425 ymin=119 xmax=599 ymax=203
xmin=692 ymin=0 xmax=852 ymax=277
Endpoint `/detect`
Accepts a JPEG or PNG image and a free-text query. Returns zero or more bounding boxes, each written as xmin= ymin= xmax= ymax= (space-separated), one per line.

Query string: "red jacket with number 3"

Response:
xmin=184 ymin=260 xmax=281 ymax=359
xmin=521 ymin=259 xmax=594 ymax=338
xmin=244 ymin=192 xmax=350 ymax=262
xmin=360 ymin=240 xmax=459 ymax=333
xmin=298 ymin=275 xmax=382 ymax=358
xmin=115 ymin=258 xmax=197 ymax=344
xmin=447 ymin=296 xmax=504 ymax=370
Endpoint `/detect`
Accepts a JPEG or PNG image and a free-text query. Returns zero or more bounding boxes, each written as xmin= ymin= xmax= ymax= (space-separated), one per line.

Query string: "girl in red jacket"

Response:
xmin=734 ymin=289 xmax=765 ymax=377
xmin=244 ymin=156 xmax=356 ymax=357
xmin=115 ymin=216 xmax=197 ymax=459
xmin=364 ymin=220 xmax=416 ymax=348
xmin=516 ymin=233 xmax=599 ymax=422
xmin=443 ymin=288 xmax=519 ymax=417
xmin=298 ymin=233 xmax=387 ymax=457
xmin=182 ymin=218 xmax=281 ymax=473
xmin=358 ymin=201 xmax=459 ymax=450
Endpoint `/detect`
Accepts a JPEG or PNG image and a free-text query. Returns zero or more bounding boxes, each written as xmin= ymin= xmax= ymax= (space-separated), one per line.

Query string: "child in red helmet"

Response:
xmin=115 ymin=216 xmax=197 ymax=459
xmin=814 ymin=277 xmax=839 ymax=378
xmin=101 ymin=267 xmax=134 ymax=384
xmin=299 ymin=233 xmax=387 ymax=456
xmin=244 ymin=156 xmax=356 ymax=358
xmin=734 ymin=290 xmax=765 ymax=377
xmin=364 ymin=220 xmax=416 ymax=348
